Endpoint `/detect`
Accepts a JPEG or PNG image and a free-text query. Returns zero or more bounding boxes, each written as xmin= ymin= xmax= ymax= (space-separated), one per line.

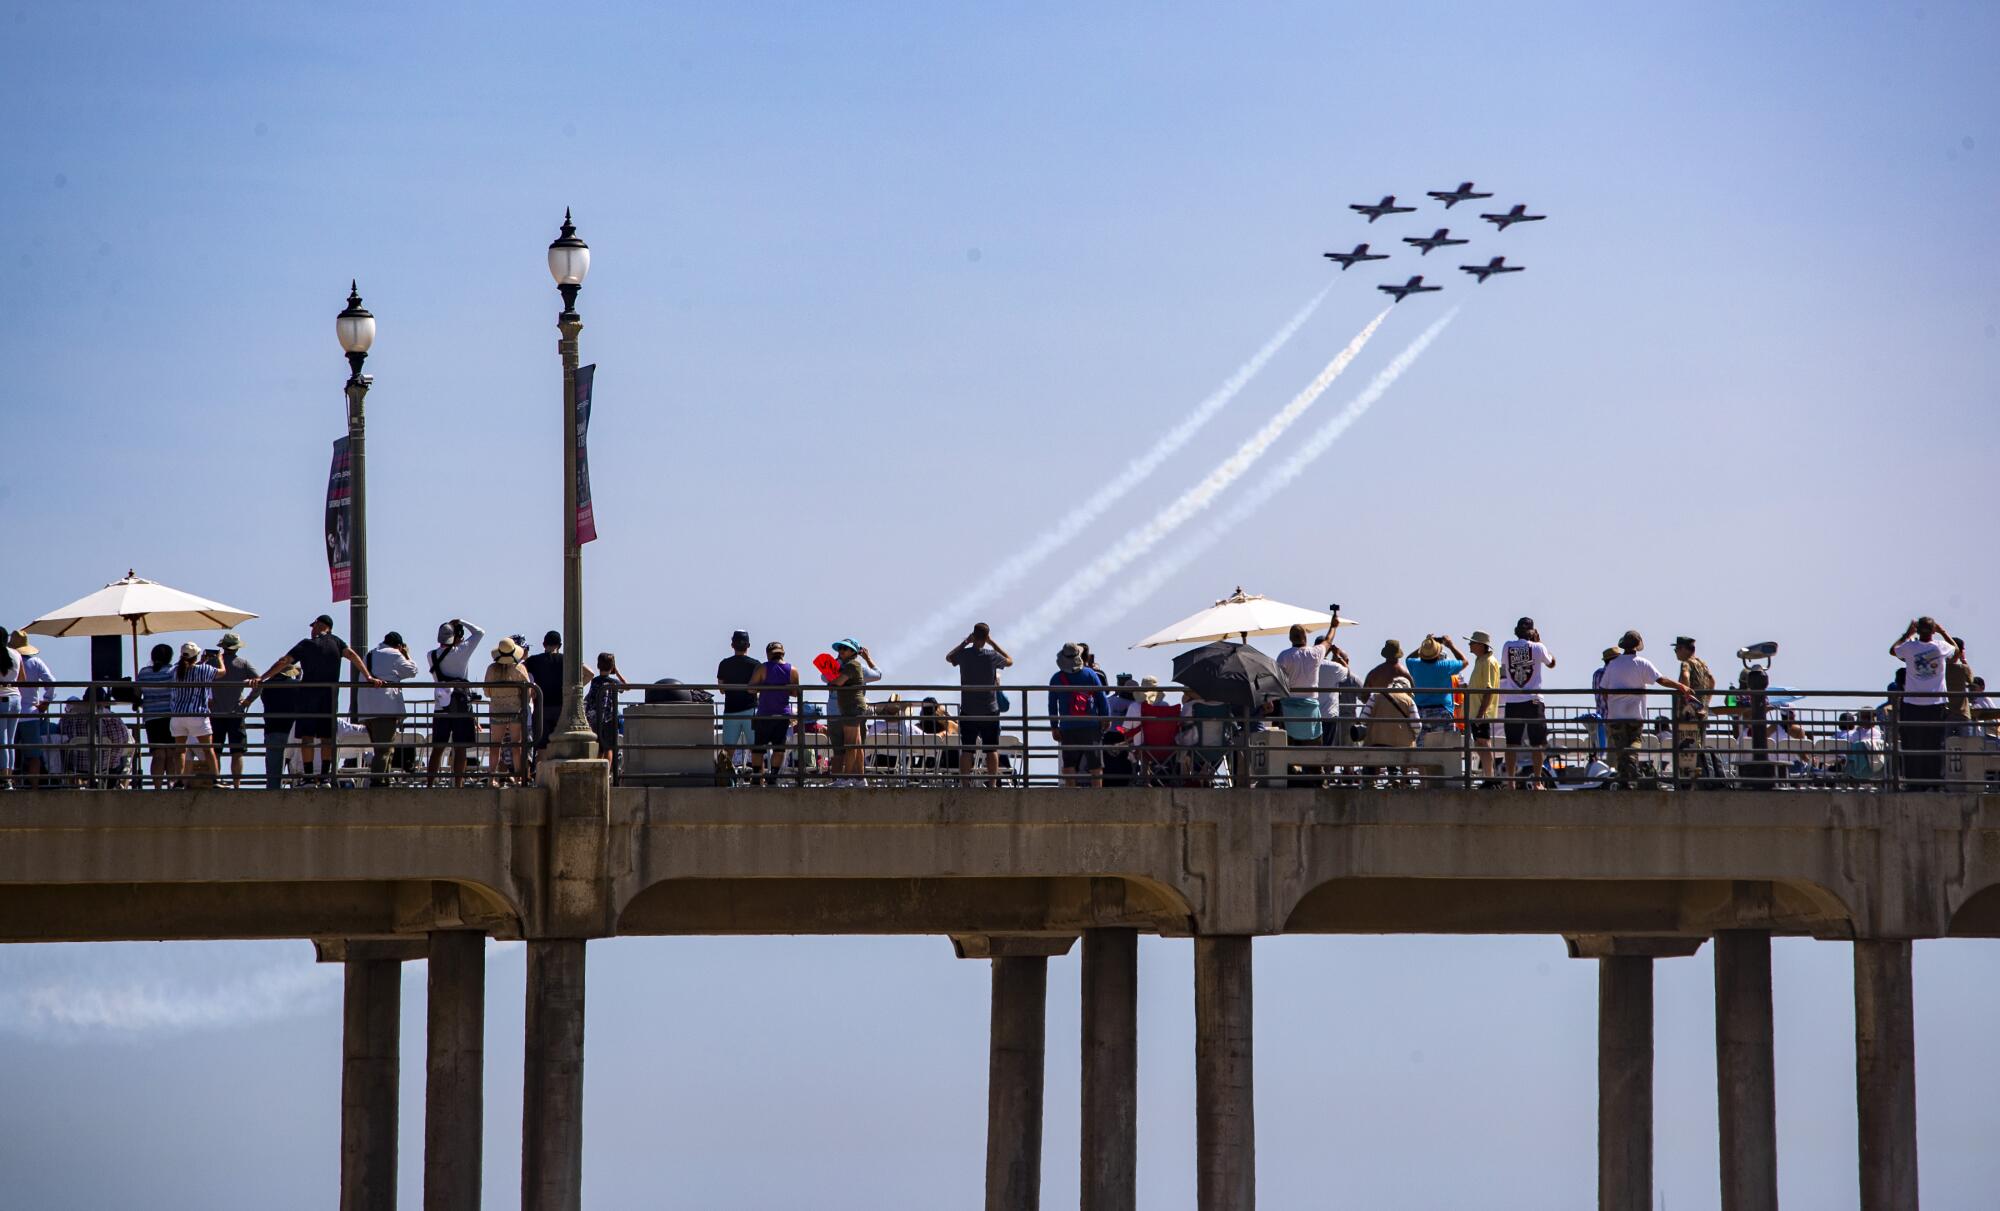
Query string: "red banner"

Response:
xmin=574 ymin=364 xmax=597 ymax=545
xmin=325 ymin=435 xmax=353 ymax=601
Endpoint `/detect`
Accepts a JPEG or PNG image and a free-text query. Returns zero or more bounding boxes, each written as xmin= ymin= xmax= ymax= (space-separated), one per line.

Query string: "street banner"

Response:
xmin=575 ymin=363 xmax=598 ymax=545
xmin=325 ymin=435 xmax=353 ymax=601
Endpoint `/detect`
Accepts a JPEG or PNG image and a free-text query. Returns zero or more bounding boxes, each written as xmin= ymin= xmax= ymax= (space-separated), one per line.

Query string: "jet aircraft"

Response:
xmin=1377 ymin=275 xmax=1442 ymax=304
xmin=1322 ymin=243 xmax=1390 ymax=270
xmin=1402 ymin=228 xmax=1469 ymax=256
xmin=1349 ymin=195 xmax=1416 ymax=223
xmin=1479 ymin=203 xmax=1547 ymax=231
xmin=1459 ymin=256 xmax=1524 ymax=283
xmin=1426 ymin=182 xmax=1493 ymax=208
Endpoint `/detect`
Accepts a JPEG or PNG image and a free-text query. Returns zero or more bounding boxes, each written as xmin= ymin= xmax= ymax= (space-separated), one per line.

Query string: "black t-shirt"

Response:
xmin=288 ymin=633 xmax=347 ymax=688
xmin=717 ymin=654 xmax=761 ymax=713
xmin=524 ymin=651 xmax=565 ymax=703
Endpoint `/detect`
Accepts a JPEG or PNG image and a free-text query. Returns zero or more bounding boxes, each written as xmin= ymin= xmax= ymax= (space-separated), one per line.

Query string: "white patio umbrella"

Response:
xmin=1131 ymin=587 xmax=1357 ymax=649
xmin=23 ymin=570 xmax=258 ymax=672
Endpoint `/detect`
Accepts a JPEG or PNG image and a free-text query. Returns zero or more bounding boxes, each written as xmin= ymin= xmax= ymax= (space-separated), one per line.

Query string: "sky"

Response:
xmin=2 ymin=1 xmax=1998 ymax=1206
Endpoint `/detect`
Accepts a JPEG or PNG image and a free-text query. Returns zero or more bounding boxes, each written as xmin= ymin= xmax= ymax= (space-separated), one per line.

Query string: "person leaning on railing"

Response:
xmin=360 ymin=632 xmax=418 ymax=782
xmin=134 ymin=642 xmax=178 ymax=789
xmin=248 ymin=614 xmax=382 ymax=788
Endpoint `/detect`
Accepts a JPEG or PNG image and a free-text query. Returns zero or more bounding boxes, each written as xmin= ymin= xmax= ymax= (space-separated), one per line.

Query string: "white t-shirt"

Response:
xmin=428 ymin=622 xmax=487 ymax=709
xmin=1892 ymin=637 xmax=1955 ymax=706
xmin=1499 ymin=639 xmax=1553 ymax=704
xmin=1598 ymin=653 xmax=1664 ymax=721
xmin=1275 ymin=644 xmax=1324 ymax=694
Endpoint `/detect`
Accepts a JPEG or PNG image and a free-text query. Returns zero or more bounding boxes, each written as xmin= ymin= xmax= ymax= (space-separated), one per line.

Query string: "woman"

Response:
xmin=746 ymin=640 xmax=799 ymax=786
xmin=482 ymin=636 xmax=537 ymax=785
xmin=168 ymin=642 xmax=221 ymax=787
xmin=1102 ymin=673 xmax=1144 ymax=787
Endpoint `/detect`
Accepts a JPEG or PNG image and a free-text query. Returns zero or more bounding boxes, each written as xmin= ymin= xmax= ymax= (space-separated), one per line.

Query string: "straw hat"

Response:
xmin=7 ymin=631 xmax=38 ymax=656
xmin=493 ymin=635 xmax=523 ymax=663
xmin=1416 ymin=637 xmax=1442 ymax=662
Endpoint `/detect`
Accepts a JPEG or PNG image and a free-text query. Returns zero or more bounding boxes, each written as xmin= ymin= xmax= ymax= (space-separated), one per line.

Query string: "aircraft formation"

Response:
xmin=1326 ymin=182 xmax=1544 ymax=303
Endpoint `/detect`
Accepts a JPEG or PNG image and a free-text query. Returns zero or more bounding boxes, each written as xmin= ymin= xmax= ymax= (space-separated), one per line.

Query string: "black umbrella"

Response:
xmin=1171 ymin=641 xmax=1288 ymax=709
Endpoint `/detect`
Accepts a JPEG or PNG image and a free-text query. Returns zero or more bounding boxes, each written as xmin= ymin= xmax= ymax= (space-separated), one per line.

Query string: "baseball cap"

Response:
xmin=1674 ymin=636 xmax=1696 ymax=648
xmin=1515 ymin=616 xmax=1536 ymax=631
xmin=382 ymin=631 xmax=405 ymax=647
xmin=314 ymin=614 xmax=336 ymax=630
xmin=731 ymin=630 xmax=751 ymax=646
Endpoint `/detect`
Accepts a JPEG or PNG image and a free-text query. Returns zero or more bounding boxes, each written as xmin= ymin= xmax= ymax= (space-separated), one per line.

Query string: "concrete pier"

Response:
xmin=1853 ymin=940 xmax=1919 ymax=1211
xmin=1597 ymin=956 xmax=1653 ymax=1211
xmin=1080 ymin=929 xmax=1139 ymax=1211
xmin=1194 ymin=936 xmax=1254 ymax=1211
xmin=1714 ymin=931 xmax=1778 ymax=1211
xmin=424 ymin=931 xmax=486 ymax=1211
xmin=522 ymin=939 xmax=588 ymax=1211
xmin=984 ymin=955 xmax=1049 ymax=1211
xmin=340 ymin=957 xmax=403 ymax=1211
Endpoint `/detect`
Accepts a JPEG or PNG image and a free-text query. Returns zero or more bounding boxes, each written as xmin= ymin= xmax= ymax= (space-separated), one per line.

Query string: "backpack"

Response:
xmin=1054 ymin=672 xmax=1096 ymax=724
xmin=430 ymin=643 xmax=475 ymax=713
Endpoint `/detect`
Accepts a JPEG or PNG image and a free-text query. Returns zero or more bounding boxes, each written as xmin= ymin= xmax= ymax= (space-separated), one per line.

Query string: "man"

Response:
xmin=584 ymin=652 xmax=629 ymax=769
xmin=1462 ymin=630 xmax=1502 ymax=781
xmin=1672 ymin=637 xmax=1717 ymax=788
xmin=210 ymin=633 xmax=258 ymax=788
xmin=1598 ymin=631 xmax=1692 ymax=788
xmin=717 ymin=630 xmax=761 ymax=778
xmin=1890 ymin=616 xmax=1962 ymax=789
xmin=523 ymin=631 xmax=566 ymax=754
xmin=360 ymin=631 xmax=419 ymax=783
xmin=249 ymin=615 xmax=381 ymax=786
xmin=134 ymin=641 xmax=179 ymax=789
xmin=423 ymin=618 xmax=486 ymax=787
xmin=8 ymin=633 xmax=56 ymax=788
xmin=1499 ymin=618 xmax=1556 ymax=787
xmin=1275 ymin=623 xmax=1337 ymax=754
xmin=1047 ymin=642 xmax=1109 ymax=788
xmin=946 ymin=622 xmax=1014 ymax=785
xmin=1406 ymin=635 xmax=1468 ymax=735
xmin=1315 ymin=640 xmax=1362 ymax=748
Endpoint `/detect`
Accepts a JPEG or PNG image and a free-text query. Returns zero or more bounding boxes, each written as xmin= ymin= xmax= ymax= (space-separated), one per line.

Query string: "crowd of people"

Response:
xmin=0 ymin=611 xmax=1992 ymax=792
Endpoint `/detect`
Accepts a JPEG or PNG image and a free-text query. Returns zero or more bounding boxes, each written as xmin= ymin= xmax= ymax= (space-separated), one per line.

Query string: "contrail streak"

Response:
xmin=1006 ymin=307 xmax=1392 ymax=647
xmin=1076 ymin=308 xmax=1459 ymax=639
xmin=879 ymin=286 xmax=1331 ymax=667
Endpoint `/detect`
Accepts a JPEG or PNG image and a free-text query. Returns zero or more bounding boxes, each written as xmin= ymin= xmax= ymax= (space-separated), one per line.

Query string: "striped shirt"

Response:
xmin=168 ymin=664 xmax=217 ymax=717
xmin=135 ymin=664 xmax=177 ymax=717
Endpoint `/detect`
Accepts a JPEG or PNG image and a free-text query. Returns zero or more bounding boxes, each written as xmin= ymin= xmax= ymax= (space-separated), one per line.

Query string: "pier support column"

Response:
xmin=1598 ymin=956 xmax=1653 ymax=1211
xmin=985 ymin=955 xmax=1050 ymax=1211
xmin=1854 ymin=940 xmax=1918 ymax=1211
xmin=1714 ymin=931 xmax=1778 ymax=1211
xmin=1195 ymin=936 xmax=1254 ymax=1211
xmin=1080 ymin=929 xmax=1138 ymax=1211
xmin=424 ymin=930 xmax=486 ymax=1211
xmin=1567 ymin=935 xmax=1704 ymax=1211
xmin=317 ymin=938 xmax=427 ymax=1211
xmin=522 ymin=939 xmax=588 ymax=1211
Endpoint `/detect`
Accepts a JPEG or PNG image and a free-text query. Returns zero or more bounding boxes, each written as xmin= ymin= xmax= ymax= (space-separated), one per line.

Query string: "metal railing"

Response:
xmin=1 ymin=678 xmax=1995 ymax=793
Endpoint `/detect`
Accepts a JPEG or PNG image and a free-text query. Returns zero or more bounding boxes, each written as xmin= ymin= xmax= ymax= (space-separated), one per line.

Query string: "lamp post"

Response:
xmin=543 ymin=210 xmax=598 ymax=760
xmin=336 ymin=282 xmax=375 ymax=672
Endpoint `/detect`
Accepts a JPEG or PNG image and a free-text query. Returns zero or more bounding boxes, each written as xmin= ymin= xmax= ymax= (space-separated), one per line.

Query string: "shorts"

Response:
xmin=752 ymin=716 xmax=791 ymax=748
xmin=1418 ymin=704 xmax=1455 ymax=734
xmin=170 ymin=715 xmax=213 ymax=740
xmin=592 ymin=722 xmax=619 ymax=753
xmin=1503 ymin=701 xmax=1548 ymax=749
xmin=212 ymin=715 xmax=249 ymax=755
xmin=1057 ymin=728 xmax=1103 ymax=772
xmin=295 ymin=713 xmax=337 ymax=740
xmin=960 ymin=718 xmax=1001 ymax=750
xmin=1467 ymin=719 xmax=1494 ymax=741
xmin=721 ymin=710 xmax=755 ymax=748
xmin=144 ymin=717 xmax=175 ymax=745
xmin=432 ymin=712 xmax=475 ymax=745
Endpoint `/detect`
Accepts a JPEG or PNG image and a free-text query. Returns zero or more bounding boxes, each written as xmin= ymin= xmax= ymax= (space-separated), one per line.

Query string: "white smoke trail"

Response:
xmin=0 ymin=938 xmax=523 ymax=1039
xmin=878 ymin=286 xmax=1331 ymax=667
xmin=1075 ymin=308 xmax=1459 ymax=638
xmin=1005 ymin=307 xmax=1392 ymax=647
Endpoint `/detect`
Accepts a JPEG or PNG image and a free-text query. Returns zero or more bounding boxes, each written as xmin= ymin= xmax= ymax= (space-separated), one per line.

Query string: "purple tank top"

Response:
xmin=756 ymin=661 xmax=795 ymax=716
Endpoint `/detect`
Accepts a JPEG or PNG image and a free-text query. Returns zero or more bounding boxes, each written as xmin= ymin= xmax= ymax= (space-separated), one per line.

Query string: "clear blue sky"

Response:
xmin=2 ymin=3 xmax=1997 ymax=1207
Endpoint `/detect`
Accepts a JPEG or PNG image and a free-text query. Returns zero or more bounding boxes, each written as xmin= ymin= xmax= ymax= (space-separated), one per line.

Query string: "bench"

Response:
xmin=1248 ymin=731 xmax=1465 ymax=787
